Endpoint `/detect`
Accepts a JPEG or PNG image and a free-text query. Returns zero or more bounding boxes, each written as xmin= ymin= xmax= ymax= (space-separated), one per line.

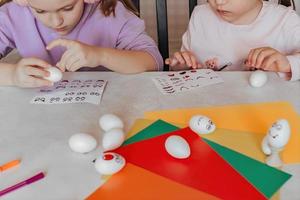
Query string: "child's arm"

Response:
xmin=46 ymin=39 xmax=156 ymax=74
xmin=0 ymin=58 xmax=52 ymax=87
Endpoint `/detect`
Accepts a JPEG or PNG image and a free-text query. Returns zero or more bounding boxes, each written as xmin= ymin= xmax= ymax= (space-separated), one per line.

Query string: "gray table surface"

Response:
xmin=0 ymin=71 xmax=299 ymax=200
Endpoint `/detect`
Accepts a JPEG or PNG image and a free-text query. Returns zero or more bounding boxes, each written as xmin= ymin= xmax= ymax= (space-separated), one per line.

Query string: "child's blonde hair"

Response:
xmin=0 ymin=0 xmax=139 ymax=16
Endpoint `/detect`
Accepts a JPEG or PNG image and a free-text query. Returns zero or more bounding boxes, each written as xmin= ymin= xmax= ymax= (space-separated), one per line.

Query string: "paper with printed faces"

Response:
xmin=152 ymin=69 xmax=224 ymax=95
xmin=30 ymin=79 xmax=107 ymax=105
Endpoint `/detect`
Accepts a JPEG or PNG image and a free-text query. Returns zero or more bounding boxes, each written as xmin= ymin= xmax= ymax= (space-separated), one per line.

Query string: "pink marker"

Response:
xmin=0 ymin=172 xmax=45 ymax=197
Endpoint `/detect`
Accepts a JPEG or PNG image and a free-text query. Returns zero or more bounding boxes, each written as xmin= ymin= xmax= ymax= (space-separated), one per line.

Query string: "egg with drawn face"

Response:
xmin=94 ymin=152 xmax=126 ymax=175
xmin=267 ymin=119 xmax=290 ymax=149
xmin=189 ymin=115 xmax=216 ymax=134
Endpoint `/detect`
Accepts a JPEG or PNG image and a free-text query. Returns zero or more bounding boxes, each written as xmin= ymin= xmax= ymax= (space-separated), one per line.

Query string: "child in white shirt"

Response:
xmin=166 ymin=0 xmax=300 ymax=81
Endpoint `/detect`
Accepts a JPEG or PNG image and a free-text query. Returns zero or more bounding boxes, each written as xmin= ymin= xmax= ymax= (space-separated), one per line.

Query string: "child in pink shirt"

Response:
xmin=166 ymin=0 xmax=300 ymax=81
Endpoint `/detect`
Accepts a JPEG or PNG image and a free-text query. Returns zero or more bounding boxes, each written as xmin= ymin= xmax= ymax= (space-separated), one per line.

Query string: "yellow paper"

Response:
xmin=144 ymin=102 xmax=300 ymax=164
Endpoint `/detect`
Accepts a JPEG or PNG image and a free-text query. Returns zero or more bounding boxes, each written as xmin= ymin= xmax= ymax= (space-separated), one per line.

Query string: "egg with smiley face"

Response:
xmin=262 ymin=119 xmax=290 ymax=155
xmin=189 ymin=115 xmax=216 ymax=134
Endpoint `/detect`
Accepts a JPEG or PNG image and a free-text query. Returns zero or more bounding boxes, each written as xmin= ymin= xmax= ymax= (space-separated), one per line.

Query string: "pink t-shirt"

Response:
xmin=182 ymin=2 xmax=300 ymax=81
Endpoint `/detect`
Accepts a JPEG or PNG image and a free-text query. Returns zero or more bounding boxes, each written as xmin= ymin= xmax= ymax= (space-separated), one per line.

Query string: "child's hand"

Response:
xmin=12 ymin=0 xmax=28 ymax=6
xmin=47 ymin=39 xmax=101 ymax=72
xmin=13 ymin=58 xmax=53 ymax=88
xmin=165 ymin=51 xmax=202 ymax=70
xmin=246 ymin=47 xmax=291 ymax=73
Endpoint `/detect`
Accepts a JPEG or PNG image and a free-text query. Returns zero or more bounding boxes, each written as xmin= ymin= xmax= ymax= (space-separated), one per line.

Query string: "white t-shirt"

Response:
xmin=182 ymin=2 xmax=300 ymax=81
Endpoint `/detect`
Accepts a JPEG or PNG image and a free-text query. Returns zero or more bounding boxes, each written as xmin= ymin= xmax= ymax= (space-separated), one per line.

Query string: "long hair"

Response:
xmin=0 ymin=0 xmax=139 ymax=16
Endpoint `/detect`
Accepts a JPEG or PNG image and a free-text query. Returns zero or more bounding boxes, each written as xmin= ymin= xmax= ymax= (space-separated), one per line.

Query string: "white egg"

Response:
xmin=44 ymin=67 xmax=63 ymax=83
xmin=189 ymin=115 xmax=216 ymax=134
xmin=94 ymin=152 xmax=126 ymax=175
xmin=266 ymin=119 xmax=290 ymax=149
xmin=165 ymin=135 xmax=191 ymax=159
xmin=249 ymin=70 xmax=268 ymax=88
xmin=102 ymin=128 xmax=125 ymax=151
xmin=99 ymin=114 xmax=124 ymax=132
xmin=68 ymin=133 xmax=97 ymax=154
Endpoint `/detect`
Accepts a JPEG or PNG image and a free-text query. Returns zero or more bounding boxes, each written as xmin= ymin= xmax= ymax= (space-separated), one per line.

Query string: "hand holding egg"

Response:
xmin=44 ymin=67 xmax=63 ymax=83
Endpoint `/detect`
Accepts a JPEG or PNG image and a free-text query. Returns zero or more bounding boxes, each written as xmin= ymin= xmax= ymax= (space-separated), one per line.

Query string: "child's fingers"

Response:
xmin=57 ymin=50 xmax=75 ymax=70
xmin=166 ymin=57 xmax=179 ymax=66
xmin=249 ymin=48 xmax=266 ymax=68
xmin=25 ymin=66 xmax=49 ymax=77
xmin=190 ymin=55 xmax=198 ymax=69
xmin=256 ymin=49 xmax=275 ymax=68
xmin=68 ymin=60 xmax=82 ymax=72
xmin=182 ymin=52 xmax=193 ymax=67
xmin=65 ymin=57 xmax=81 ymax=71
xmin=174 ymin=52 xmax=186 ymax=65
xmin=21 ymin=58 xmax=52 ymax=69
xmin=47 ymin=39 xmax=74 ymax=50
xmin=28 ymin=76 xmax=53 ymax=88
xmin=165 ymin=58 xmax=171 ymax=65
xmin=261 ymin=54 xmax=278 ymax=71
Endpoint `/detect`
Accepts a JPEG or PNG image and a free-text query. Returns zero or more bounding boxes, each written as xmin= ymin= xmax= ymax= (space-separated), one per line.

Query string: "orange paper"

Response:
xmin=144 ymin=102 xmax=300 ymax=163
xmin=86 ymin=163 xmax=220 ymax=200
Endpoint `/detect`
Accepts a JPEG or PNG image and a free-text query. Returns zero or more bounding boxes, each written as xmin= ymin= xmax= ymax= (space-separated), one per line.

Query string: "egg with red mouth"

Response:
xmin=94 ymin=152 xmax=126 ymax=175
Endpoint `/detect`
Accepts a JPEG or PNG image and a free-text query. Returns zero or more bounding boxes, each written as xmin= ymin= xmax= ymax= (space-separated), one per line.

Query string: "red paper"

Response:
xmin=114 ymin=127 xmax=266 ymax=200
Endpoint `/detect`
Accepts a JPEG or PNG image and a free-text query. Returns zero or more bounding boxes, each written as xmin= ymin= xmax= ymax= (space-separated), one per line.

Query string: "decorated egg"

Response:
xmin=99 ymin=114 xmax=124 ymax=132
xmin=102 ymin=128 xmax=125 ymax=151
xmin=249 ymin=70 xmax=268 ymax=88
xmin=189 ymin=115 xmax=216 ymax=134
xmin=44 ymin=67 xmax=63 ymax=82
xmin=266 ymin=119 xmax=290 ymax=149
xmin=94 ymin=152 xmax=126 ymax=175
xmin=165 ymin=135 xmax=191 ymax=159
xmin=68 ymin=133 xmax=97 ymax=154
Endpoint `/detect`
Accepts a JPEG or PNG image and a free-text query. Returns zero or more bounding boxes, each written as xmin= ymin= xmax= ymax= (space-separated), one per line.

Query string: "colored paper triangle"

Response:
xmin=115 ymin=127 xmax=267 ymax=200
xmin=86 ymin=163 xmax=220 ymax=200
xmin=122 ymin=120 xmax=291 ymax=199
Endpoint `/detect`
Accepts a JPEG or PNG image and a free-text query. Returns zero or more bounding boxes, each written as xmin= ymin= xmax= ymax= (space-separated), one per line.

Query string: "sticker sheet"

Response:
xmin=152 ymin=69 xmax=224 ymax=94
xmin=30 ymin=79 xmax=107 ymax=105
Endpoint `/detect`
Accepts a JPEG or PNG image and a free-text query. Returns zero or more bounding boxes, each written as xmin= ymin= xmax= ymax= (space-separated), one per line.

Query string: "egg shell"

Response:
xmin=267 ymin=119 xmax=290 ymax=149
xmin=102 ymin=128 xmax=125 ymax=151
xmin=95 ymin=152 xmax=126 ymax=175
xmin=44 ymin=67 xmax=63 ymax=82
xmin=165 ymin=135 xmax=191 ymax=159
xmin=249 ymin=70 xmax=268 ymax=88
xmin=99 ymin=114 xmax=124 ymax=132
xmin=189 ymin=115 xmax=216 ymax=134
xmin=68 ymin=133 xmax=97 ymax=154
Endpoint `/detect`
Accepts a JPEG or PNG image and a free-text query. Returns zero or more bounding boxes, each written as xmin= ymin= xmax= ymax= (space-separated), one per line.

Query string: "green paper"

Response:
xmin=123 ymin=120 xmax=179 ymax=146
xmin=124 ymin=120 xmax=292 ymax=199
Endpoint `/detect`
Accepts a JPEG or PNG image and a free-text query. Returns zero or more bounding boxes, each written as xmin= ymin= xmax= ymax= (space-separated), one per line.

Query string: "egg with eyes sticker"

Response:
xmin=262 ymin=119 xmax=291 ymax=155
xmin=189 ymin=115 xmax=216 ymax=135
xmin=94 ymin=152 xmax=126 ymax=175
